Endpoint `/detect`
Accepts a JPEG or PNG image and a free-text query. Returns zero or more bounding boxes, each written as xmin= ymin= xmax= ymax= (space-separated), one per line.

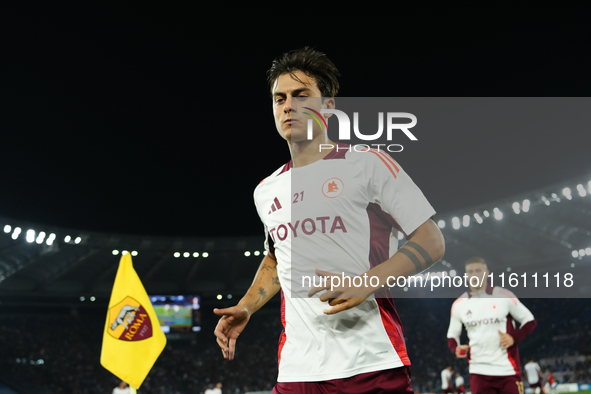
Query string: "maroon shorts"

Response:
xmin=528 ymin=381 xmax=543 ymax=389
xmin=273 ymin=366 xmax=413 ymax=394
xmin=470 ymin=373 xmax=524 ymax=394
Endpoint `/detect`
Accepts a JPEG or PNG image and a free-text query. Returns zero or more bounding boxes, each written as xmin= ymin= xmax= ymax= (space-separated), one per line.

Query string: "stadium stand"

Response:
xmin=1 ymin=176 xmax=590 ymax=393
xmin=0 ymin=298 xmax=589 ymax=393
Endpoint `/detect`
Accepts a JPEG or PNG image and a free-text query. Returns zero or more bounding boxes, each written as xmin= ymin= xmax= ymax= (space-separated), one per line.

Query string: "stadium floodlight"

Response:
xmin=506 ymin=267 xmax=511 ymax=272
xmin=483 ymin=210 xmax=490 ymax=218
xmin=462 ymin=215 xmax=470 ymax=227
xmin=588 ymin=180 xmax=591 ymax=193
xmin=112 ymin=250 xmax=119 ymax=255
xmin=26 ymin=229 xmax=35 ymax=243
xmin=512 ymin=202 xmax=520 ymax=214
xmin=449 ymin=270 xmax=456 ymax=277
xmin=522 ymin=199 xmax=530 ymax=212
xmin=577 ymin=184 xmax=587 ymax=197
xmin=493 ymin=208 xmax=503 ymax=220
xmin=263 ymin=251 xmax=268 ymax=255
xmin=571 ymin=263 xmax=575 ymax=268
xmin=586 ymin=247 xmax=591 ymax=255
xmin=227 ymin=294 xmax=232 ymax=299
xmin=74 ymin=237 xmax=82 ymax=244
xmin=36 ymin=231 xmax=46 ymax=244
xmin=90 ymin=296 xmax=96 ymax=301
xmin=3 ymin=225 xmax=11 ymax=233
xmin=244 ymin=251 xmax=251 ymax=257
xmin=437 ymin=220 xmax=445 ymax=228
xmin=183 ymin=252 xmax=190 ymax=258
xmin=216 ymin=294 xmax=222 ymax=300
xmin=572 ymin=250 xmax=579 ymax=258
xmin=122 ymin=250 xmax=129 ymax=255
xmin=64 ymin=235 xmax=71 ymax=243
xmin=254 ymin=251 xmax=260 ymax=256
xmin=473 ymin=213 xmax=483 ymax=224
xmin=562 ymin=187 xmax=572 ymax=200
xmin=202 ymin=252 xmax=209 ymax=258
xmin=11 ymin=227 xmax=21 ymax=240
xmin=80 ymin=296 xmax=85 ymax=301
xmin=174 ymin=252 xmax=180 ymax=258
xmin=452 ymin=217 xmax=460 ymax=229
xmin=541 ymin=196 xmax=550 ymax=206
xmin=131 ymin=251 xmax=138 ymax=256
xmin=579 ymin=249 xmax=586 ymax=256
xmin=46 ymin=233 xmax=56 ymax=246
xmin=193 ymin=252 xmax=199 ymax=257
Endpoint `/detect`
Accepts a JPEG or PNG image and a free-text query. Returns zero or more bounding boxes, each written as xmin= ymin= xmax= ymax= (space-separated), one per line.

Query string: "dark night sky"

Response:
xmin=1 ymin=3 xmax=590 ymax=237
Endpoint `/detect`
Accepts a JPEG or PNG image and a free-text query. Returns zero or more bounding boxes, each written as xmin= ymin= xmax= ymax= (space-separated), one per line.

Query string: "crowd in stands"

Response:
xmin=0 ymin=297 xmax=589 ymax=393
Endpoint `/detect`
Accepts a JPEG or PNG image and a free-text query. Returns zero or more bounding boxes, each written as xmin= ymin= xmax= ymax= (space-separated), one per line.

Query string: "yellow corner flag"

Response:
xmin=100 ymin=253 xmax=166 ymax=391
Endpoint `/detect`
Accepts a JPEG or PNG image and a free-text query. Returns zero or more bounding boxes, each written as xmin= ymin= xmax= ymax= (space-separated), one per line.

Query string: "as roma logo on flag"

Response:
xmin=107 ymin=296 xmax=153 ymax=341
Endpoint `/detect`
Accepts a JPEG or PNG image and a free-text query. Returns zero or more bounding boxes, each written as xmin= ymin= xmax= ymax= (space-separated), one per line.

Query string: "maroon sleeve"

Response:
xmin=448 ymin=337 xmax=458 ymax=354
xmin=511 ymin=319 xmax=536 ymax=344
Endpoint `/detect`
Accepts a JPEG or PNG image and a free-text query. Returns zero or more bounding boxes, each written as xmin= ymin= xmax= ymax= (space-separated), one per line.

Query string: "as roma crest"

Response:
xmin=107 ymin=296 xmax=153 ymax=341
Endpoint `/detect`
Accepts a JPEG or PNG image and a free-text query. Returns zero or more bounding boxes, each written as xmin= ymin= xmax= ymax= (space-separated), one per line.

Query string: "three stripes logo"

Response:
xmin=268 ymin=197 xmax=283 ymax=215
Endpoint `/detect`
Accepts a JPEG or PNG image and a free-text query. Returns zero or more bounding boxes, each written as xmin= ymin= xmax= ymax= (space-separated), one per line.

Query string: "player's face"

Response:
xmin=465 ymin=262 xmax=489 ymax=288
xmin=272 ymin=70 xmax=333 ymax=143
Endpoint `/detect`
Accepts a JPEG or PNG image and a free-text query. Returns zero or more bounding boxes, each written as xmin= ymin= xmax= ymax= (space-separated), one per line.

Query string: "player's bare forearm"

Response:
xmin=362 ymin=219 xmax=445 ymax=296
xmin=237 ymin=252 xmax=281 ymax=315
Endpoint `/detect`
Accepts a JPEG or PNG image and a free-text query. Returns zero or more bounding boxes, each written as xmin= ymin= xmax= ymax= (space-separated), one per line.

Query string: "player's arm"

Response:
xmin=213 ymin=251 xmax=280 ymax=360
xmin=499 ymin=293 xmax=536 ymax=348
xmin=362 ymin=218 xmax=445 ymax=291
xmin=311 ymin=219 xmax=444 ymax=313
xmin=237 ymin=251 xmax=281 ymax=314
xmin=447 ymin=302 xmax=469 ymax=358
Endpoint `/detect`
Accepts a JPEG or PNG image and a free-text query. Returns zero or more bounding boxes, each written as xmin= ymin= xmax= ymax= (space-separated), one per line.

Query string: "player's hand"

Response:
xmin=308 ymin=269 xmax=369 ymax=315
xmin=455 ymin=344 xmax=470 ymax=358
xmin=213 ymin=306 xmax=250 ymax=360
xmin=498 ymin=330 xmax=515 ymax=349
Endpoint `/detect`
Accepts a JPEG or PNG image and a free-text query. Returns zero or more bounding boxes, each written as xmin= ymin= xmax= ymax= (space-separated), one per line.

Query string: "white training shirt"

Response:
xmin=447 ymin=286 xmax=535 ymax=376
xmin=112 ymin=388 xmax=130 ymax=394
xmin=441 ymin=369 xmax=452 ymax=389
xmin=254 ymin=145 xmax=436 ymax=382
xmin=455 ymin=375 xmax=464 ymax=387
xmin=524 ymin=361 xmax=541 ymax=384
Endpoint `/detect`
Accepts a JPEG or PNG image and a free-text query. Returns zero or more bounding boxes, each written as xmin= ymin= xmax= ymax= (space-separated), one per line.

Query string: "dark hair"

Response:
xmin=267 ymin=47 xmax=340 ymax=98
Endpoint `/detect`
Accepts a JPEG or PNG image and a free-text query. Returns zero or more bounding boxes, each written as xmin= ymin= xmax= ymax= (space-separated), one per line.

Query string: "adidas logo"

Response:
xmin=268 ymin=197 xmax=283 ymax=215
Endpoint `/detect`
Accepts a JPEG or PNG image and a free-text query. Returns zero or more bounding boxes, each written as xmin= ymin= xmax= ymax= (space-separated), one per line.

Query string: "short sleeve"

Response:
xmin=447 ymin=298 xmax=464 ymax=342
xmin=499 ymin=289 xmax=535 ymax=325
xmin=367 ymin=151 xmax=436 ymax=237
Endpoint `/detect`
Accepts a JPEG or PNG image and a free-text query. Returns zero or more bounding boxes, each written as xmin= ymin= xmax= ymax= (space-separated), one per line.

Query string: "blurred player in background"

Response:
xmin=455 ymin=372 xmax=466 ymax=393
xmin=524 ymin=358 xmax=543 ymax=394
xmin=213 ymin=47 xmax=445 ymax=393
xmin=544 ymin=371 xmax=557 ymax=393
xmin=447 ymin=257 xmax=537 ymax=394
xmin=204 ymin=382 xmax=222 ymax=394
xmin=441 ymin=366 xmax=454 ymax=394
xmin=112 ymin=381 xmax=130 ymax=394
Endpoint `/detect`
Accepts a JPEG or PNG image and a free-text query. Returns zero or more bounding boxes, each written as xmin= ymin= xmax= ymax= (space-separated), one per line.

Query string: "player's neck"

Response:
xmin=289 ymin=137 xmax=335 ymax=167
xmin=469 ymin=285 xmax=487 ymax=294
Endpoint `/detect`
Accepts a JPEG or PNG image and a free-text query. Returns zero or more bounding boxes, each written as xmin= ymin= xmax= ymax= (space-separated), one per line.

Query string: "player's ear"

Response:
xmin=323 ymin=97 xmax=335 ymax=119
